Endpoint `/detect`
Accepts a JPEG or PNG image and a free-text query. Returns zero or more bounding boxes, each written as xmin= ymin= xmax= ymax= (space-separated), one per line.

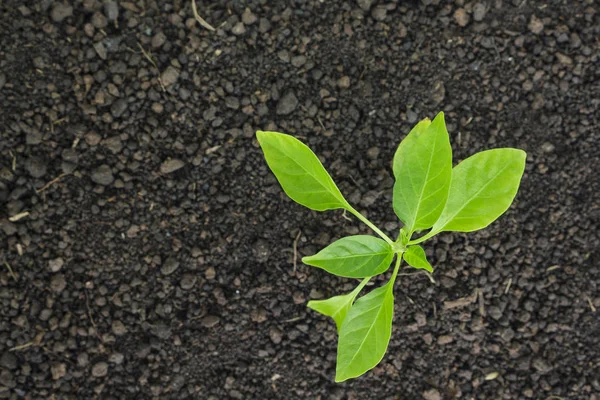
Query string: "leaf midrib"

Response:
xmin=309 ymin=250 xmax=390 ymax=263
xmin=409 ymin=131 xmax=439 ymax=231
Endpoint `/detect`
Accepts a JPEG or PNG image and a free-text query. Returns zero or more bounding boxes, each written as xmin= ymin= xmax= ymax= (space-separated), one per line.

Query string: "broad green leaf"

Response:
xmin=302 ymin=236 xmax=394 ymax=278
xmin=307 ymin=278 xmax=369 ymax=331
xmin=403 ymin=245 xmax=433 ymax=273
xmin=431 ymin=148 xmax=526 ymax=234
xmin=393 ymin=112 xmax=452 ymax=234
xmin=256 ymin=131 xmax=349 ymax=211
xmin=336 ymin=281 xmax=394 ymax=382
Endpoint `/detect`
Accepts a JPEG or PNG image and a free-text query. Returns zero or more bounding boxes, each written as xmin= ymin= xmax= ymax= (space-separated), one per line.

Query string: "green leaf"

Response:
xmin=393 ymin=112 xmax=452 ymax=234
xmin=336 ymin=281 xmax=394 ymax=382
xmin=430 ymin=148 xmax=526 ymax=234
xmin=256 ymin=131 xmax=349 ymax=211
xmin=403 ymin=245 xmax=433 ymax=273
xmin=307 ymin=279 xmax=369 ymax=331
xmin=302 ymin=236 xmax=394 ymax=278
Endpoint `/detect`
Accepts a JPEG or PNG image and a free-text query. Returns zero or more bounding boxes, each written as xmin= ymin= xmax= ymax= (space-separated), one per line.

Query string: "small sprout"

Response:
xmin=256 ymin=112 xmax=526 ymax=382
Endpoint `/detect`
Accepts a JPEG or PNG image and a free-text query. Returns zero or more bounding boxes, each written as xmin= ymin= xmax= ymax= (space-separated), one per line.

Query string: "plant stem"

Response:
xmin=347 ymin=207 xmax=394 ymax=245
xmin=356 ymin=277 xmax=370 ymax=292
xmin=390 ymin=253 xmax=403 ymax=286
xmin=408 ymin=229 xmax=437 ymax=245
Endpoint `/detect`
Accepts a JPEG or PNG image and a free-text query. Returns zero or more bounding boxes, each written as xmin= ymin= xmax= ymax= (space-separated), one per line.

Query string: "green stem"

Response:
xmin=347 ymin=207 xmax=394 ymax=245
xmin=408 ymin=229 xmax=437 ymax=245
xmin=390 ymin=253 xmax=403 ymax=286
xmin=356 ymin=276 xmax=371 ymax=292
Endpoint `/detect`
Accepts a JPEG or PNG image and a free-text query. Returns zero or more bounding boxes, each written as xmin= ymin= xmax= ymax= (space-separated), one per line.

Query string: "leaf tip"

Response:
xmin=431 ymin=111 xmax=447 ymax=129
xmin=334 ymin=372 xmax=348 ymax=383
xmin=255 ymin=130 xmax=266 ymax=141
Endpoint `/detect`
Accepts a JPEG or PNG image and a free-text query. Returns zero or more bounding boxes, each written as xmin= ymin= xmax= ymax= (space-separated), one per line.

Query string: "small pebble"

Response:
xmin=91 ymin=165 xmax=114 ymax=186
xmin=473 ymin=3 xmax=487 ymax=22
xmin=337 ymin=76 xmax=351 ymax=89
xmin=232 ymin=22 xmax=246 ymax=35
xmin=111 ymin=99 xmax=128 ymax=118
xmin=528 ymin=15 xmax=544 ymax=34
xmin=91 ymin=12 xmax=108 ymax=29
xmin=276 ymin=91 xmax=298 ymax=115
xmin=92 ymin=362 xmax=108 ymax=378
xmin=49 ymin=258 xmax=64 ymax=272
xmin=50 ymin=274 xmax=67 ymax=293
xmin=371 ymin=6 xmax=387 ymax=21
xmin=541 ymin=142 xmax=555 ymax=153
xmin=201 ymin=316 xmax=220 ymax=328
xmin=423 ymin=389 xmax=442 ymax=400
xmin=94 ymin=42 xmax=107 ymax=60
xmin=151 ymin=102 xmax=164 ymax=114
xmin=160 ymin=159 xmax=185 ymax=174
xmin=269 ymin=328 xmax=282 ymax=344
xmin=437 ymin=335 xmax=454 ymax=345
xmin=161 ymin=67 xmax=180 ymax=87
xmin=291 ymin=55 xmax=307 ymax=68
xmin=357 ymin=0 xmax=374 ymax=11
xmin=51 ymin=4 xmax=73 ymax=22
xmin=367 ymin=147 xmax=380 ymax=160
xmin=242 ymin=8 xmax=257 ymax=25
xmin=111 ymin=321 xmax=127 ymax=336
xmin=205 ymin=267 xmax=216 ymax=280
xmin=454 ymin=8 xmax=470 ymax=27
xmin=0 ymin=353 xmax=17 ymax=370
xmin=161 ymin=257 xmax=180 ymax=275
xmin=51 ymin=363 xmax=67 ymax=380
xmin=86 ymin=132 xmax=102 ymax=146
xmin=180 ymin=274 xmax=197 ymax=290
xmin=151 ymin=32 xmax=166 ymax=48
xmin=104 ymin=1 xmax=119 ymax=21
xmin=25 ymin=157 xmax=47 ymax=178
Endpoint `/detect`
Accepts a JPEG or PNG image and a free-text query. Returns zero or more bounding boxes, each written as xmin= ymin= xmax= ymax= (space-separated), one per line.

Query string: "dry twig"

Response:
xmin=10 ymin=332 xmax=44 ymax=352
xmin=341 ymin=209 xmax=352 ymax=221
xmin=4 ymin=262 xmax=17 ymax=281
xmin=9 ymin=211 xmax=29 ymax=222
xmin=587 ymin=297 xmax=597 ymax=313
xmin=478 ymin=288 xmax=486 ymax=317
xmin=137 ymin=42 xmax=166 ymax=92
xmin=397 ymin=269 xmax=435 ymax=284
xmin=504 ymin=278 xmax=512 ymax=294
xmin=36 ymin=173 xmax=69 ymax=194
xmin=293 ymin=230 xmax=302 ymax=272
xmin=191 ymin=0 xmax=215 ymax=31
xmin=283 ymin=316 xmax=304 ymax=323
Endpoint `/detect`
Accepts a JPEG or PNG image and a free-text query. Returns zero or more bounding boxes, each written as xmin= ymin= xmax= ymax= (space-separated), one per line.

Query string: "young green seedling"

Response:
xmin=256 ymin=112 xmax=526 ymax=382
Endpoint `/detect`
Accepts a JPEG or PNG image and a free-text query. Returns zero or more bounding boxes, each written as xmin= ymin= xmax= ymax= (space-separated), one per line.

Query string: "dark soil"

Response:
xmin=1 ymin=0 xmax=599 ymax=399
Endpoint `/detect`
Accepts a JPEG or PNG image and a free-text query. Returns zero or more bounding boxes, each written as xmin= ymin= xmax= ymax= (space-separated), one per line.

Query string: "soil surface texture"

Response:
xmin=0 ymin=0 xmax=599 ymax=399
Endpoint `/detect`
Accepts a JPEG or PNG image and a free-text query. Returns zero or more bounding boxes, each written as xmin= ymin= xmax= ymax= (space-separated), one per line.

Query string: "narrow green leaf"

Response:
xmin=256 ymin=131 xmax=349 ymax=211
xmin=303 ymin=236 xmax=394 ymax=278
xmin=399 ymin=227 xmax=410 ymax=247
xmin=335 ymin=281 xmax=394 ymax=382
xmin=307 ymin=279 xmax=369 ymax=331
xmin=403 ymin=245 xmax=433 ymax=273
xmin=393 ymin=112 xmax=452 ymax=234
xmin=431 ymin=148 xmax=526 ymax=234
